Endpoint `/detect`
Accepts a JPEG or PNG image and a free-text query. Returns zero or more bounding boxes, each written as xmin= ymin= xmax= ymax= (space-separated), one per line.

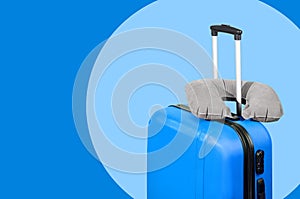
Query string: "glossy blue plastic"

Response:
xmin=147 ymin=106 xmax=272 ymax=199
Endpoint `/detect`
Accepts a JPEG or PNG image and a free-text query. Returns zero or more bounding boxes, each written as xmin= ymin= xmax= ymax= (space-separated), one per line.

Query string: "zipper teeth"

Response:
xmin=238 ymin=124 xmax=255 ymax=199
xmin=225 ymin=120 xmax=255 ymax=199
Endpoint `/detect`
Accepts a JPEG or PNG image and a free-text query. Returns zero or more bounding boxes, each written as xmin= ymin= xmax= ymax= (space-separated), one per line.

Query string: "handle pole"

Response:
xmin=212 ymin=36 xmax=218 ymax=79
xmin=235 ymin=40 xmax=242 ymax=116
xmin=210 ymin=24 xmax=243 ymax=116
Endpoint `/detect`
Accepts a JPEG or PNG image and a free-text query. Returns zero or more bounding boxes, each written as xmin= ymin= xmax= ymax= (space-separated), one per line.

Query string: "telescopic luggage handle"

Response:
xmin=211 ymin=24 xmax=243 ymax=40
xmin=210 ymin=24 xmax=243 ymax=116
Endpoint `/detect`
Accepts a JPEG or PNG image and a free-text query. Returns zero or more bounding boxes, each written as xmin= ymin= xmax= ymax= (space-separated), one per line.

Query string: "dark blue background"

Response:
xmin=0 ymin=0 xmax=297 ymax=198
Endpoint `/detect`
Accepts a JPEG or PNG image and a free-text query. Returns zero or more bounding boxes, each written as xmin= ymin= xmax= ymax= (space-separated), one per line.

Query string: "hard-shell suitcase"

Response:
xmin=147 ymin=25 xmax=272 ymax=199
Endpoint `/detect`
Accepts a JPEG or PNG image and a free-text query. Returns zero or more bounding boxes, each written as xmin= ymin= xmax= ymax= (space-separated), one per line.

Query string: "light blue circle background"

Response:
xmin=95 ymin=0 xmax=300 ymax=198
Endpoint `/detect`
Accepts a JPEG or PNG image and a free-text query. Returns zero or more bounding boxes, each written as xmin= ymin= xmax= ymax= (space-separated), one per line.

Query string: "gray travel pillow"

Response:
xmin=185 ymin=79 xmax=283 ymax=122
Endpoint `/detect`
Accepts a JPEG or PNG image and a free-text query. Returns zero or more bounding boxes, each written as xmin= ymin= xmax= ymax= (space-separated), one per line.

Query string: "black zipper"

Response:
xmin=225 ymin=120 xmax=255 ymax=199
xmin=170 ymin=105 xmax=255 ymax=199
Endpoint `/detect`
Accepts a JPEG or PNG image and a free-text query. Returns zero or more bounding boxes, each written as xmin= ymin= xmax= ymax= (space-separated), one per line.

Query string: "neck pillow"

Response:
xmin=185 ymin=79 xmax=283 ymax=122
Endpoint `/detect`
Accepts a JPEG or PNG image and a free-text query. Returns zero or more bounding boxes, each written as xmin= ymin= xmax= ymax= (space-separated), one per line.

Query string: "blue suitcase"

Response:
xmin=147 ymin=25 xmax=272 ymax=199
